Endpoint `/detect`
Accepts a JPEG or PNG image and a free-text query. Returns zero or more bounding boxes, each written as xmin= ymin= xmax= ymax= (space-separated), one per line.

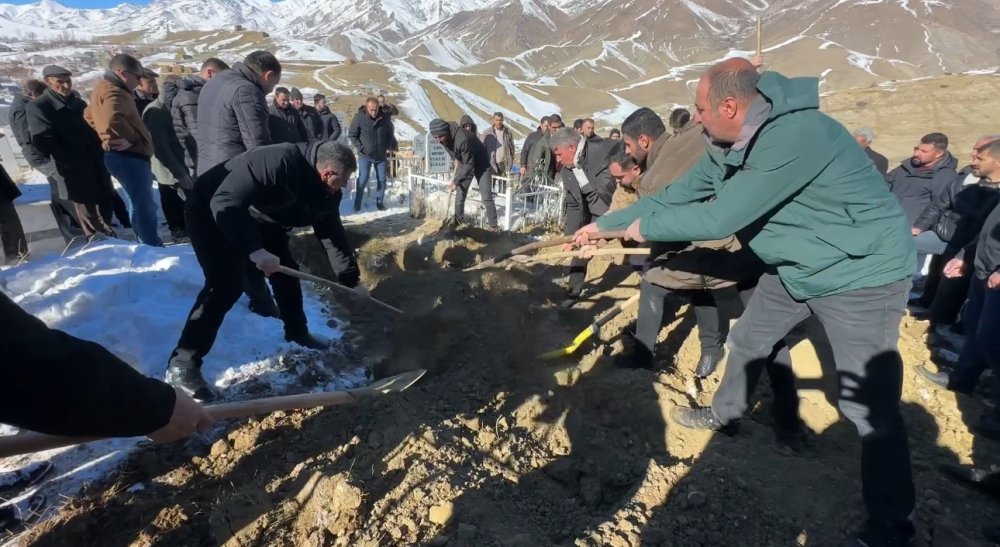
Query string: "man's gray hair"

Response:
xmin=853 ymin=127 xmax=874 ymax=144
xmin=316 ymin=142 xmax=357 ymax=174
xmin=549 ymin=127 xmax=581 ymax=151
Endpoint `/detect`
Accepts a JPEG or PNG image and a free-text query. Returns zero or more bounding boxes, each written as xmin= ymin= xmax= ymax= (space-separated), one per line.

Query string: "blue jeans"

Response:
xmin=354 ymin=156 xmax=387 ymax=209
xmin=951 ymin=274 xmax=1000 ymax=395
xmin=104 ymin=152 xmax=163 ymax=246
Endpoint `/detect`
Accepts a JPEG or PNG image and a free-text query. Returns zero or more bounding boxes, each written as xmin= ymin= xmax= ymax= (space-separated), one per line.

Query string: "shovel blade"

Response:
xmin=367 ymin=369 xmax=427 ymax=394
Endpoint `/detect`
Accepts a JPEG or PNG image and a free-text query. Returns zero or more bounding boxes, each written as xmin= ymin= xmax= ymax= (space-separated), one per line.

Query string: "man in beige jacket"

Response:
xmin=86 ymin=54 xmax=162 ymax=246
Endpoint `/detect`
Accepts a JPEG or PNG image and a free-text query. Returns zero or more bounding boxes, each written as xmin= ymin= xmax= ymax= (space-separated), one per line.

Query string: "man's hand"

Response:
xmin=249 ymin=248 xmax=281 ymax=276
xmin=943 ymin=258 xmax=965 ymax=279
xmin=147 ymin=388 xmax=212 ymax=443
xmin=911 ymin=227 xmax=922 ymax=236
xmin=561 ymin=242 xmax=576 ymax=252
xmin=625 ymin=218 xmax=645 ymax=243
xmin=109 ymin=138 xmax=132 ymax=151
xmin=750 ymin=54 xmax=764 ymax=69
xmin=572 ymin=222 xmax=600 ymax=247
xmin=449 ymin=182 xmax=457 ymax=192
xmin=989 ymin=271 xmax=1000 ymax=289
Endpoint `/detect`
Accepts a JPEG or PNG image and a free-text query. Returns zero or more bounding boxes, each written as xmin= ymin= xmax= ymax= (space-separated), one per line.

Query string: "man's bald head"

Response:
xmin=695 ymin=58 xmax=761 ymax=144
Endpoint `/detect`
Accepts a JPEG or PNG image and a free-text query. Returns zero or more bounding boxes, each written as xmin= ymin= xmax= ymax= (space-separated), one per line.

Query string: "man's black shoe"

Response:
xmin=353 ymin=205 xmax=362 ymax=213
xmin=376 ymin=201 xmax=386 ymax=211
xmin=842 ymin=520 xmax=916 ymax=547
xmin=670 ymin=407 xmax=738 ymax=435
xmin=695 ymin=351 xmax=723 ymax=378
xmin=286 ymin=332 xmax=330 ymax=350
xmin=166 ymin=366 xmax=216 ymax=403
xmin=938 ymin=462 xmax=1000 ymax=497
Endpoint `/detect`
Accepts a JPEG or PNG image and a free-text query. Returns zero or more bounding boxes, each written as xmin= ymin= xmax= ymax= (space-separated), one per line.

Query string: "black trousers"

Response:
xmin=0 ymin=200 xmax=27 ymax=263
xmin=711 ymin=272 xmax=914 ymax=531
xmin=157 ymin=184 xmax=186 ymax=233
xmin=455 ymin=170 xmax=498 ymax=228
xmin=167 ymin=196 xmax=308 ymax=370
xmin=563 ymin=202 xmax=596 ymax=296
xmin=918 ymin=251 xmax=967 ymax=325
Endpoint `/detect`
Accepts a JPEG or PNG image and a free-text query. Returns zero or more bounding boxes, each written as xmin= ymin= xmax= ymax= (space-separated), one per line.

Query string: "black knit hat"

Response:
xmin=429 ymin=118 xmax=450 ymax=137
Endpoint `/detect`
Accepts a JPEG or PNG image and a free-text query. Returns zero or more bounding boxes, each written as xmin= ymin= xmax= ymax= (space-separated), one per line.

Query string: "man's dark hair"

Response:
xmin=621 ymin=107 xmax=666 ymax=141
xmin=539 ymin=115 xmax=551 ymax=126
xmin=244 ymin=51 xmax=281 ymax=75
xmin=608 ymin=148 xmax=637 ymax=170
xmin=316 ymin=142 xmax=357 ymax=174
xmin=274 ymin=86 xmax=290 ymax=96
xmin=201 ymin=57 xmax=229 ymax=71
xmin=705 ymin=59 xmax=760 ymax=108
xmin=378 ymin=94 xmax=385 ymax=100
xmin=668 ymin=108 xmax=691 ymax=130
xmin=573 ymin=118 xmax=584 ymax=130
xmin=921 ymin=132 xmax=949 ymax=151
xmin=978 ymin=139 xmax=1000 ymax=158
xmin=609 ymin=128 xmax=621 ymax=138
xmin=109 ymin=54 xmax=141 ymax=74
xmin=549 ymin=113 xmax=563 ymax=124
xmin=23 ymin=79 xmax=46 ymax=96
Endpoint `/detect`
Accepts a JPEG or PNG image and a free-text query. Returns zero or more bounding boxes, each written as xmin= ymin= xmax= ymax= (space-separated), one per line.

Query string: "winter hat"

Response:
xmin=290 ymin=87 xmax=303 ymax=100
xmin=429 ymin=118 xmax=450 ymax=137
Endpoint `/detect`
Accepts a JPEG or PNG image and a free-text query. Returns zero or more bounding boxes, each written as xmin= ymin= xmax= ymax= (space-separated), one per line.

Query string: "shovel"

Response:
xmin=0 ymin=369 xmax=426 ymax=459
xmin=538 ymin=293 xmax=641 ymax=360
xmin=464 ymin=230 xmax=626 ymax=271
xmin=278 ymin=265 xmax=403 ymax=315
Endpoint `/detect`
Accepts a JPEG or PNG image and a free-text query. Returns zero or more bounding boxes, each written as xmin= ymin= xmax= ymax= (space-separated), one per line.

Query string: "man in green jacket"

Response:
xmin=574 ymin=59 xmax=916 ymax=547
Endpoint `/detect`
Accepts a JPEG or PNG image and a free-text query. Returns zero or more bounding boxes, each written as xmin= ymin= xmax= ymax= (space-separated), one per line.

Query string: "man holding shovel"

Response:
xmin=575 ymin=59 xmax=917 ymax=546
xmin=167 ymin=141 xmax=360 ymax=402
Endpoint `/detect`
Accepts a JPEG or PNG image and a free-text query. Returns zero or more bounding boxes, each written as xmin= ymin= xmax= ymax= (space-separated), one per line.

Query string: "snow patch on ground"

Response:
xmin=0 ymin=238 xmax=364 ymax=529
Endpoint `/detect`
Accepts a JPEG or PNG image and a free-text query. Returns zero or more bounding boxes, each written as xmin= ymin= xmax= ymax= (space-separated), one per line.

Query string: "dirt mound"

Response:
xmin=20 ymin=216 xmax=1000 ymax=547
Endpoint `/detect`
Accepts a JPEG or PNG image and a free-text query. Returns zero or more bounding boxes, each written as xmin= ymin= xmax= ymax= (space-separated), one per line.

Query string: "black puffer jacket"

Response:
xmin=887 ymin=152 xmax=959 ymax=225
xmin=296 ymin=104 xmax=322 ymax=141
xmin=9 ymin=93 xmax=50 ymax=169
xmin=195 ymin=63 xmax=271 ymax=176
xmin=171 ymin=74 xmax=206 ymax=172
xmin=318 ymin=108 xmax=342 ymax=141
xmin=347 ymin=107 xmax=395 ymax=161
xmin=268 ymin=102 xmax=309 ymax=144
xmin=193 ymin=142 xmax=360 ymax=287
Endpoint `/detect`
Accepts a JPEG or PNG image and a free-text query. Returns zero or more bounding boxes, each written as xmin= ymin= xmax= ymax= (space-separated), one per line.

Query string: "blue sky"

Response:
xmin=12 ymin=0 xmax=147 ymax=7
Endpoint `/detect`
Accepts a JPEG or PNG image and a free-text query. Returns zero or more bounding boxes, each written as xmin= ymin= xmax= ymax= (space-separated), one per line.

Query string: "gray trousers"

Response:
xmin=455 ymin=170 xmax=498 ymax=228
xmin=711 ymin=272 xmax=914 ymax=529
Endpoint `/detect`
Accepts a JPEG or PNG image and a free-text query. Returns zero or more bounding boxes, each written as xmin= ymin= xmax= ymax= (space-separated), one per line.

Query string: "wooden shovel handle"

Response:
xmin=0 ymin=384 xmax=385 ymax=459
xmin=277 ymin=266 xmax=403 ymax=314
xmin=509 ymin=230 xmax=626 ymax=256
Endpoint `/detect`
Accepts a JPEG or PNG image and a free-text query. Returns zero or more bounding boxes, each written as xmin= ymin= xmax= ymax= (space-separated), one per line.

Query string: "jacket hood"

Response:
xmin=757 ymin=72 xmax=820 ymax=121
xmin=178 ymin=75 xmax=205 ymax=92
xmin=899 ymin=151 xmax=959 ymax=177
xmin=160 ymin=79 xmax=179 ymax=107
xmin=459 ymin=114 xmax=475 ymax=127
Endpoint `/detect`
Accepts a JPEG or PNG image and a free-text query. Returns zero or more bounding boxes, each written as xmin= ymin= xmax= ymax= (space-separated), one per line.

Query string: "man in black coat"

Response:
xmin=0 ymin=291 xmax=210 ymax=441
xmin=132 ymin=68 xmax=159 ymax=114
xmin=348 ymin=98 xmax=396 ymax=212
xmin=9 ymin=79 xmax=81 ymax=242
xmin=195 ymin=51 xmax=281 ymax=177
xmin=314 ymin=94 xmax=342 ymax=142
xmin=428 ymin=117 xmax=498 ymax=229
xmin=549 ymin=127 xmax=616 ymax=302
xmin=166 ymin=141 xmax=360 ymax=402
xmin=172 ymin=57 xmax=229 ymax=174
xmin=520 ymin=115 xmax=549 ymax=174
xmin=269 ymin=87 xmax=309 ymax=144
xmin=25 ymin=65 xmax=123 ymax=238
xmin=291 ymin=88 xmax=321 ymax=141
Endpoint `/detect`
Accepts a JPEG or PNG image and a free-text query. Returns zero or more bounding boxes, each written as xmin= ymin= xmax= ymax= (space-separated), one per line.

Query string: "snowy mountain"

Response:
xmin=0 ymin=0 xmax=997 ymax=141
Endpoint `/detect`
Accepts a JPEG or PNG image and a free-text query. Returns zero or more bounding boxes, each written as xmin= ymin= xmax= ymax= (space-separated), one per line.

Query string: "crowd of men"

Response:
xmin=2 ymin=49 xmax=1000 ymax=545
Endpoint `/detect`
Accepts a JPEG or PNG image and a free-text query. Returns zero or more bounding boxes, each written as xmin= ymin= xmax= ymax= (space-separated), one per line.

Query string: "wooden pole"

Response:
xmin=278 ymin=266 xmax=403 ymax=315
xmin=756 ymin=16 xmax=763 ymax=56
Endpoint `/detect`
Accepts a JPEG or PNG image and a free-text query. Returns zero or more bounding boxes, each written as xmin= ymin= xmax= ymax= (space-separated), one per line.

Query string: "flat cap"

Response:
xmin=42 ymin=65 xmax=71 ymax=78
xmin=140 ymin=68 xmax=159 ymax=79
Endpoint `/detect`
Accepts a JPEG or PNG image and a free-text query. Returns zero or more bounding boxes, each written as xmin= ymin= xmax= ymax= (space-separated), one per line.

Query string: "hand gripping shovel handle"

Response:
xmin=278 ymin=266 xmax=403 ymax=315
xmin=0 ymin=370 xmax=427 ymax=458
xmin=466 ymin=230 xmax=626 ymax=271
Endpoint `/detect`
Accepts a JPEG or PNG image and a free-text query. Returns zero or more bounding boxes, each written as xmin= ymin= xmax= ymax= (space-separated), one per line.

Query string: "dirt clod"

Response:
xmin=429 ymin=501 xmax=454 ymax=525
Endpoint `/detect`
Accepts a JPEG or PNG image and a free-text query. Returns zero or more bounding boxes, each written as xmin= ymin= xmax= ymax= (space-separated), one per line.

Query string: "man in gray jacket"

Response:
xmin=142 ymin=77 xmax=191 ymax=240
xmin=195 ymin=51 xmax=281 ymax=176
xmin=194 ymin=50 xmax=282 ymax=317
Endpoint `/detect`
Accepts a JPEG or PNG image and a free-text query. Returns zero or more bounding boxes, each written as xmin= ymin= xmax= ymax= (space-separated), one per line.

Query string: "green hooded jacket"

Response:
xmin=596 ymin=71 xmax=914 ymax=300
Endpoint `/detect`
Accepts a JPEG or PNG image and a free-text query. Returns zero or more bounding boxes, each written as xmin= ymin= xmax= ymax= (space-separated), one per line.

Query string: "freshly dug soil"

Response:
xmin=19 ymin=216 xmax=1000 ymax=547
